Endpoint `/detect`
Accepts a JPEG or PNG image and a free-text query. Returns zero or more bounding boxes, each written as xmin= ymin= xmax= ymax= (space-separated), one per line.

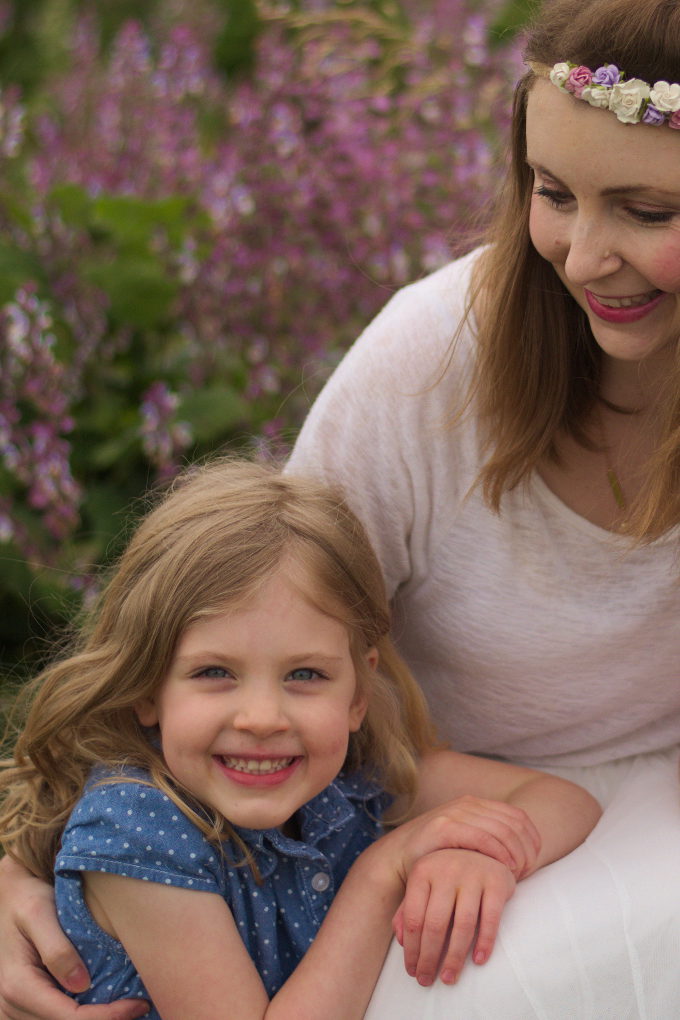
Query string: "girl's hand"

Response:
xmin=392 ymin=848 xmax=516 ymax=987
xmin=387 ymin=795 xmax=541 ymax=880
xmin=0 ymin=857 xmax=149 ymax=1020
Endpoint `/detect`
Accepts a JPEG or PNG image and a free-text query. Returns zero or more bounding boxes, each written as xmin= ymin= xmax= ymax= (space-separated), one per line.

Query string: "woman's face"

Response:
xmin=526 ymin=78 xmax=680 ymax=381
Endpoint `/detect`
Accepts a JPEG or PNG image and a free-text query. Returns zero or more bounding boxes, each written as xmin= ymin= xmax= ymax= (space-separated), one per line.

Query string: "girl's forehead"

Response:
xmin=525 ymin=78 xmax=680 ymax=199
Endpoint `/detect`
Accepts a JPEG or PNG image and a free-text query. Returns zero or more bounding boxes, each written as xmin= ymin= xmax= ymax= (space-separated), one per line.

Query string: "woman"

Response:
xmin=1 ymin=0 xmax=679 ymax=1016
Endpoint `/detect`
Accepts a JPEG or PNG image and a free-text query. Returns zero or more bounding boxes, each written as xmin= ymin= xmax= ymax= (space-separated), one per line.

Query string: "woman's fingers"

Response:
xmin=0 ymin=969 xmax=149 ymax=1019
xmin=406 ymin=798 xmax=541 ymax=878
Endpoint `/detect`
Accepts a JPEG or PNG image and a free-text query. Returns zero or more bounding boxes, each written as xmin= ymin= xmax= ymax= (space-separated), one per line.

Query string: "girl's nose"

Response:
xmin=563 ymin=217 xmax=623 ymax=286
xmin=232 ymin=687 xmax=290 ymax=736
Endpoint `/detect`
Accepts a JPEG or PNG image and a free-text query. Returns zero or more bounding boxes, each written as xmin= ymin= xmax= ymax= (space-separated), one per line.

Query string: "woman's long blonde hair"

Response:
xmin=0 ymin=459 xmax=436 ymax=881
xmin=468 ymin=0 xmax=680 ymax=540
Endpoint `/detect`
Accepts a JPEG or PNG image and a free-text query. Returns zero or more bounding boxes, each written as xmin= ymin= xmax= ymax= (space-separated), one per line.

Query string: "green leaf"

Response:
xmin=214 ymin=0 xmax=262 ymax=78
xmin=49 ymin=182 xmax=92 ymax=228
xmin=87 ymin=426 xmax=141 ymax=471
xmin=178 ymin=385 xmax=249 ymax=442
xmin=91 ymin=194 xmax=192 ymax=251
xmin=84 ymin=256 xmax=178 ymax=330
xmin=488 ymin=0 xmax=537 ymax=47
xmin=0 ymin=243 xmax=42 ymax=302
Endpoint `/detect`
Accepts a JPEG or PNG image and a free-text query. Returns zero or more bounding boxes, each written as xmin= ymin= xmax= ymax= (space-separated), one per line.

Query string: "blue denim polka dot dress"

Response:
xmin=55 ymin=767 xmax=389 ymax=1016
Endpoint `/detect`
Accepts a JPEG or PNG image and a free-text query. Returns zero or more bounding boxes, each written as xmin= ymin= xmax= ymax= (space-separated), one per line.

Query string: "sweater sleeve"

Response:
xmin=287 ymin=250 xmax=480 ymax=599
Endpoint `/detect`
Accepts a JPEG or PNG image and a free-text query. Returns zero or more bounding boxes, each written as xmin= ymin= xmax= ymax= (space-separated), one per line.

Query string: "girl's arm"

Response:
xmin=84 ymin=842 xmax=402 ymax=1020
xmin=83 ymin=788 xmax=537 ymax=1020
xmin=0 ymin=855 xmax=149 ymax=1020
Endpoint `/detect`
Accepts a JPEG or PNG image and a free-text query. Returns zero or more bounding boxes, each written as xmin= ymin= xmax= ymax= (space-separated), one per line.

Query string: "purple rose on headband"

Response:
xmin=642 ymin=104 xmax=666 ymax=126
xmin=592 ymin=64 xmax=621 ymax=87
xmin=565 ymin=65 xmax=593 ymax=97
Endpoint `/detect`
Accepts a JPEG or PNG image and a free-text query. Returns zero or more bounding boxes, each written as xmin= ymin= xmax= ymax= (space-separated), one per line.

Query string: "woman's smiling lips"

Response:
xmin=584 ymin=287 xmax=665 ymax=324
xmin=213 ymin=754 xmax=302 ymax=787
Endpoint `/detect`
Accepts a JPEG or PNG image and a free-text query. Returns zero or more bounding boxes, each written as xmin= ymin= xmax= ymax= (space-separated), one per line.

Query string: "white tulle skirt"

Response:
xmin=366 ymin=745 xmax=680 ymax=1020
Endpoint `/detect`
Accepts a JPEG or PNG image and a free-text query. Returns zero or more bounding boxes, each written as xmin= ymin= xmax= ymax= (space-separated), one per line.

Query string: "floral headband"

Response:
xmin=529 ymin=60 xmax=680 ymax=128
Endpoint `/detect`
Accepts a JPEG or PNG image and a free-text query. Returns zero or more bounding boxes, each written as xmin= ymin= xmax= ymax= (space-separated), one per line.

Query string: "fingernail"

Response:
xmin=441 ymin=968 xmax=457 ymax=984
xmin=65 ymin=965 xmax=90 ymax=991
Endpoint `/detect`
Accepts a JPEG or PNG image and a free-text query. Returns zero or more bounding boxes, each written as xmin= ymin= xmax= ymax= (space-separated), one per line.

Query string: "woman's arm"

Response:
xmin=0 ymin=856 xmax=150 ymax=1020
xmin=83 ymin=788 xmax=542 ymax=1020
xmin=398 ymin=749 xmax=602 ymax=873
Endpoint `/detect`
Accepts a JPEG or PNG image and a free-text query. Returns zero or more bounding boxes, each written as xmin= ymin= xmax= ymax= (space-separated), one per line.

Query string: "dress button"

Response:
xmin=311 ymin=871 xmax=330 ymax=892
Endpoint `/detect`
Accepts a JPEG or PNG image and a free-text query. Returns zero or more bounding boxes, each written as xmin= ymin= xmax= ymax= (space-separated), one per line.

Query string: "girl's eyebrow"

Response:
xmin=173 ymin=651 xmax=346 ymax=667
xmin=527 ymin=160 xmax=679 ymax=199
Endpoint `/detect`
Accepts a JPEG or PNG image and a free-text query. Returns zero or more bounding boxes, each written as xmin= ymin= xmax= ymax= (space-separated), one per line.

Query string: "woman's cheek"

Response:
xmin=650 ymin=234 xmax=680 ymax=293
xmin=528 ymin=199 xmax=563 ymax=262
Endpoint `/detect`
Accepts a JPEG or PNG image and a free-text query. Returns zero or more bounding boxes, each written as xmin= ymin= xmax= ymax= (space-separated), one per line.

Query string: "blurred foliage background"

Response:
xmin=0 ymin=0 xmax=534 ymax=695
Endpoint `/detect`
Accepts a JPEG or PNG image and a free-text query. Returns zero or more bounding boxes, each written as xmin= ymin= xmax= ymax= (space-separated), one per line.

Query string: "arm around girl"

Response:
xmin=0 ymin=460 xmax=600 ymax=1020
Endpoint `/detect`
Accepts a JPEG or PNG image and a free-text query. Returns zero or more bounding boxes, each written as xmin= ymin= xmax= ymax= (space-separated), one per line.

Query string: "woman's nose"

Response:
xmin=563 ymin=216 xmax=623 ymax=286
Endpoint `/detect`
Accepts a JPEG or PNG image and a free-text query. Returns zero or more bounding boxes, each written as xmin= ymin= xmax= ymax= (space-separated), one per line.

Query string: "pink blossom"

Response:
xmin=565 ymin=65 xmax=593 ymax=97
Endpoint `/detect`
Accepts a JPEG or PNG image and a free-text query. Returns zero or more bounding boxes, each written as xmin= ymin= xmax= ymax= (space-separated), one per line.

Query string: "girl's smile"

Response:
xmin=135 ymin=561 xmax=371 ymax=832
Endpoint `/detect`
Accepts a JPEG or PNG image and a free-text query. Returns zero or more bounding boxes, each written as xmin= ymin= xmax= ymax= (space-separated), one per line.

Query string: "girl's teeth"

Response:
xmin=221 ymin=756 xmax=294 ymax=775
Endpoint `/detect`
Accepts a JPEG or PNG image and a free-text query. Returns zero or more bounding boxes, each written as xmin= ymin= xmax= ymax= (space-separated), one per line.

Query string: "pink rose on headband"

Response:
xmin=608 ymin=78 xmax=651 ymax=123
xmin=565 ymin=65 xmax=593 ymax=97
xmin=669 ymin=110 xmax=680 ymax=129
xmin=592 ymin=64 xmax=621 ymax=87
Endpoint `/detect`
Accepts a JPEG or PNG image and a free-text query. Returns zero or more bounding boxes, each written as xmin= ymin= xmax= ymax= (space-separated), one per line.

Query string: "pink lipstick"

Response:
xmin=584 ymin=288 xmax=665 ymax=324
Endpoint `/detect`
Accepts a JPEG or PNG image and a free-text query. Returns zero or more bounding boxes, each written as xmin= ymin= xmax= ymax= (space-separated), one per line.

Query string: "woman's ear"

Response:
xmin=135 ymin=698 xmax=159 ymax=727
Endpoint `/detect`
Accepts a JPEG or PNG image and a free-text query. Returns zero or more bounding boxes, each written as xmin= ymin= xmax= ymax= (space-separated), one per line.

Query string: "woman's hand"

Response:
xmin=0 ymin=856 xmax=149 ymax=1020
xmin=386 ymin=794 xmax=541 ymax=880
xmin=392 ymin=848 xmax=516 ymax=986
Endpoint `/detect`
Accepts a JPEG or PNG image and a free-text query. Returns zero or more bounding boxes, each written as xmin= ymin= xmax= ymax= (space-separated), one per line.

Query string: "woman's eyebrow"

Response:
xmin=528 ymin=161 xmax=678 ymax=199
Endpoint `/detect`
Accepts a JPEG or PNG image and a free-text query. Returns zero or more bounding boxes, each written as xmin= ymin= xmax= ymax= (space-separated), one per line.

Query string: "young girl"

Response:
xmin=0 ymin=460 xmax=600 ymax=1020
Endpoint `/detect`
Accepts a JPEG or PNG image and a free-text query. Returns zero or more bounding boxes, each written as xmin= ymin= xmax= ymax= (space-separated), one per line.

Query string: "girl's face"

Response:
xmin=526 ymin=78 xmax=680 ymax=385
xmin=136 ymin=562 xmax=371 ymax=832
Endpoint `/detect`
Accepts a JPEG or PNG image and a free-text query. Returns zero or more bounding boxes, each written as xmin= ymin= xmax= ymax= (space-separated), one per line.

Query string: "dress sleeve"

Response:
xmin=55 ymin=779 xmax=226 ymax=895
xmin=287 ymin=251 xmax=479 ymax=599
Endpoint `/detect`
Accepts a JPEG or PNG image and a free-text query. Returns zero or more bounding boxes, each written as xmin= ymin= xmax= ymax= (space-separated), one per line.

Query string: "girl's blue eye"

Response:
xmin=287 ymin=668 xmax=322 ymax=683
xmin=195 ymin=666 xmax=229 ymax=679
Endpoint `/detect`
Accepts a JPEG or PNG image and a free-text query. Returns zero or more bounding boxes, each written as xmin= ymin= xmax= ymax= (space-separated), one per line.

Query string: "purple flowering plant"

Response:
xmin=0 ymin=0 xmax=521 ymax=669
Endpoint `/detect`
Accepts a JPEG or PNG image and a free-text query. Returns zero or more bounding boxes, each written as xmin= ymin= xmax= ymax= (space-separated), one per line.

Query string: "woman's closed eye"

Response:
xmin=534 ymin=183 xmax=572 ymax=209
xmin=624 ymin=205 xmax=676 ymax=225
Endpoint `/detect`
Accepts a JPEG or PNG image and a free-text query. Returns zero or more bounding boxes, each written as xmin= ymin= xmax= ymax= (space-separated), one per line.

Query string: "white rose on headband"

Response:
xmin=549 ymin=62 xmax=571 ymax=87
xmin=581 ymin=85 xmax=610 ymax=109
xmin=649 ymin=81 xmax=680 ymax=112
xmin=608 ymin=78 xmax=651 ymax=123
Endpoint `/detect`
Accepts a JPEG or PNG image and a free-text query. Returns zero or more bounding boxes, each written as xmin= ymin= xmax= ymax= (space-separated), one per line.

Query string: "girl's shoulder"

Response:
xmin=57 ymin=767 xmax=225 ymax=894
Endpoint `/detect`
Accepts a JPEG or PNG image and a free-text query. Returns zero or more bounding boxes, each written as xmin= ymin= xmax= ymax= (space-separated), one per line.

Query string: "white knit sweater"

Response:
xmin=288 ymin=248 xmax=680 ymax=767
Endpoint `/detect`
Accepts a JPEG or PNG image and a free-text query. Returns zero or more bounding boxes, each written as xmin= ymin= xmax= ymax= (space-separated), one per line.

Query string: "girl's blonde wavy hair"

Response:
xmin=468 ymin=0 xmax=680 ymax=541
xmin=0 ymin=459 xmax=436 ymax=881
